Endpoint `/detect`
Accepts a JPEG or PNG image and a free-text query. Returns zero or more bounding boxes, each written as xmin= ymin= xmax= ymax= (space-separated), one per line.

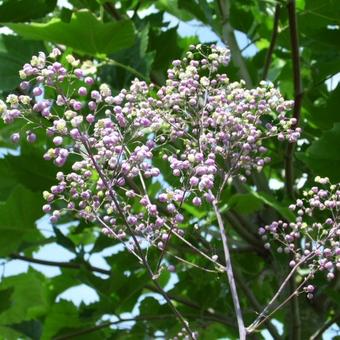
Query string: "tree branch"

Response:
xmin=9 ymin=253 xmax=111 ymax=275
xmin=263 ymin=5 xmax=281 ymax=80
xmin=217 ymin=0 xmax=253 ymax=87
xmin=285 ymin=0 xmax=303 ymax=200
xmin=10 ymin=253 xmax=231 ymax=328
xmin=103 ymin=2 xmax=122 ymax=20
xmin=224 ymin=210 xmax=264 ymax=253
xmin=55 ymin=313 xmax=232 ymax=340
xmin=285 ymin=2 xmax=304 ymax=338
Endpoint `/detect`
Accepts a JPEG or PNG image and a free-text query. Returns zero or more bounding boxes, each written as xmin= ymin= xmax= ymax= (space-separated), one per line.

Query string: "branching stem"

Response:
xmin=81 ymin=136 xmax=195 ymax=339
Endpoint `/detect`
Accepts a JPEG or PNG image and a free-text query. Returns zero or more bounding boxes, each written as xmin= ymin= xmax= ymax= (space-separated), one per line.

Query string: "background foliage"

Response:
xmin=0 ymin=0 xmax=339 ymax=339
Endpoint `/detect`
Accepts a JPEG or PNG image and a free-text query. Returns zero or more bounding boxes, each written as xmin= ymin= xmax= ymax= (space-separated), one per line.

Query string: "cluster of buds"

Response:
xmin=259 ymin=177 xmax=339 ymax=297
xmin=0 ymin=45 xmax=300 ymax=253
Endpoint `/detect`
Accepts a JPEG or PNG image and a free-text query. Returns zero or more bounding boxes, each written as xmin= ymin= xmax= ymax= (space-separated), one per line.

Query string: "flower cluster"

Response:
xmin=259 ymin=177 xmax=339 ymax=296
xmin=1 ymin=45 xmax=300 ymax=252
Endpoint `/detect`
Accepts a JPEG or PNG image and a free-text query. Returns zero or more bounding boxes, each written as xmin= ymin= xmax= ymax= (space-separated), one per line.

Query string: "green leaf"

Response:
xmin=0 ymin=0 xmax=56 ymax=23
xmin=0 ymin=146 xmax=57 ymax=200
xmin=156 ymin=0 xmax=194 ymax=22
xmin=250 ymin=191 xmax=295 ymax=221
xmin=8 ymin=320 xmax=42 ymax=340
xmin=298 ymin=123 xmax=340 ymax=182
xmin=178 ymin=0 xmax=211 ymax=25
xmin=307 ymin=85 xmax=340 ymax=130
xmin=0 ymin=185 xmax=43 ymax=256
xmin=7 ymin=10 xmax=136 ymax=56
xmin=41 ymin=300 xmax=81 ymax=340
xmin=53 ymin=226 xmax=76 ymax=253
xmin=0 ymin=35 xmax=45 ymax=91
xmin=0 ymin=287 xmax=14 ymax=314
xmin=228 ymin=193 xmax=264 ymax=215
xmin=181 ymin=203 xmax=206 ymax=218
xmin=0 ymin=269 xmax=48 ymax=325
xmin=100 ymin=24 xmax=154 ymax=88
xmin=139 ymin=296 xmax=160 ymax=315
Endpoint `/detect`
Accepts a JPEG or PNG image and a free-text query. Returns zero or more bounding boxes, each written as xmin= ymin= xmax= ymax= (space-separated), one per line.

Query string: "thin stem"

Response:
xmin=310 ymin=314 xmax=340 ymax=340
xmin=211 ymin=196 xmax=246 ymax=340
xmin=96 ymin=58 xmax=149 ymax=82
xmin=163 ymin=224 xmax=226 ymax=272
xmin=247 ymin=254 xmax=312 ymax=333
xmin=253 ymin=274 xmax=311 ymax=332
xmin=234 ymin=269 xmax=281 ymax=340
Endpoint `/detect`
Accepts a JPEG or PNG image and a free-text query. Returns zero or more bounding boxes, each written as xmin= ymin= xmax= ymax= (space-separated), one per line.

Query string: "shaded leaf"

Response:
xmin=8 ymin=10 xmax=136 ymax=56
xmin=0 ymin=185 xmax=43 ymax=256
xmin=0 ymin=35 xmax=45 ymax=91
xmin=0 ymin=0 xmax=56 ymax=23
xmin=298 ymin=123 xmax=340 ymax=182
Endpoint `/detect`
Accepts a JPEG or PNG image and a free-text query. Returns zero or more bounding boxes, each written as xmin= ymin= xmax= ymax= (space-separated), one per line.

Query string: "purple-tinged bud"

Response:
xmin=32 ymin=87 xmax=42 ymax=96
xmin=42 ymin=204 xmax=51 ymax=213
xmin=139 ymin=196 xmax=148 ymax=206
xmin=189 ymin=176 xmax=199 ymax=186
xmin=192 ymin=196 xmax=202 ymax=206
xmin=78 ymin=87 xmax=87 ymax=96
xmin=72 ymin=101 xmax=82 ymax=111
xmin=74 ymin=68 xmax=83 ymax=78
xmin=289 ymin=260 xmax=296 ymax=268
xmin=324 ymin=261 xmax=333 ymax=270
xmin=167 ymin=203 xmax=176 ymax=213
xmin=49 ymin=215 xmax=59 ymax=223
xmin=305 ymin=285 xmax=314 ymax=293
xmin=258 ymin=227 xmax=266 ymax=235
xmin=204 ymin=192 xmax=215 ymax=202
xmin=86 ymin=114 xmax=95 ymax=124
xmin=70 ymin=128 xmax=80 ymax=139
xmin=168 ymin=265 xmax=176 ymax=272
xmin=175 ymin=213 xmax=184 ymax=223
xmin=10 ymin=132 xmax=20 ymax=144
xmin=20 ymin=81 xmax=30 ymax=90
xmin=88 ymin=101 xmax=97 ymax=111
xmin=27 ymin=132 xmax=37 ymax=143
xmin=158 ymin=193 xmax=167 ymax=202
xmin=53 ymin=136 xmax=63 ymax=146
xmin=117 ymin=177 xmax=125 ymax=186
xmin=54 ymin=156 xmax=66 ymax=167
xmin=155 ymin=217 xmax=165 ymax=227
xmin=127 ymin=215 xmax=138 ymax=225
xmin=85 ymin=76 xmax=94 ymax=85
